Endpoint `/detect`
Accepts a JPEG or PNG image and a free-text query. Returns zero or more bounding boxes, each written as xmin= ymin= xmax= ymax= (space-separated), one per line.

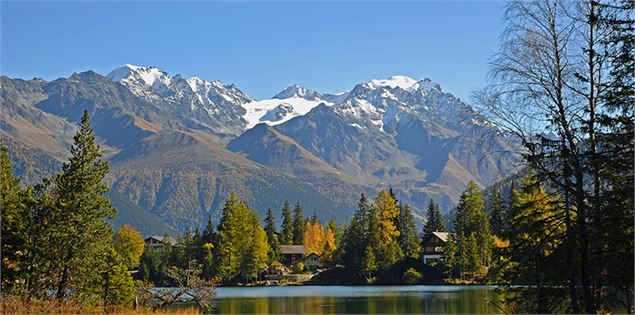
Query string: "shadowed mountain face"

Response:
xmin=1 ymin=66 xmax=518 ymax=232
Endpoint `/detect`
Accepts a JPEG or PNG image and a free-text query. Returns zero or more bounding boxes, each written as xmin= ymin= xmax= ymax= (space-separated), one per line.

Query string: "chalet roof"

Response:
xmin=421 ymin=231 xmax=451 ymax=245
xmin=432 ymin=232 xmax=450 ymax=242
xmin=280 ymin=245 xmax=307 ymax=255
xmin=145 ymin=236 xmax=176 ymax=245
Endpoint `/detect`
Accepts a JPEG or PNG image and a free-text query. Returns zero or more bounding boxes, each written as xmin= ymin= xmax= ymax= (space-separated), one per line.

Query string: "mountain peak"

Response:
xmin=107 ymin=64 xmax=169 ymax=87
xmin=273 ymin=84 xmax=320 ymax=100
xmin=367 ymin=75 xmax=419 ymax=91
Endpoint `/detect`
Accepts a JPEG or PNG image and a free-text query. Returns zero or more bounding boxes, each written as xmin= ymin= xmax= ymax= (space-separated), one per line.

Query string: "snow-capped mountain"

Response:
xmin=107 ymin=65 xmax=252 ymax=135
xmin=242 ymin=85 xmax=334 ymax=129
xmin=1 ymin=66 xmax=519 ymax=232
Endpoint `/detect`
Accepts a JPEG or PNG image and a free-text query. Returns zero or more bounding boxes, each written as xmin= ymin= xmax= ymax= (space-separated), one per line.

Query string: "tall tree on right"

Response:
xmin=474 ymin=0 xmax=633 ymax=312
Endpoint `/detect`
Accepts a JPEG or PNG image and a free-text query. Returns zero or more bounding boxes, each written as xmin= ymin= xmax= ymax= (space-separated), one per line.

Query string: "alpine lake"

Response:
xmin=173 ymin=285 xmax=503 ymax=314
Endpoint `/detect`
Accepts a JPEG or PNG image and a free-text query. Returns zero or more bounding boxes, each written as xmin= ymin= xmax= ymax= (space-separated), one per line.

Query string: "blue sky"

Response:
xmin=1 ymin=1 xmax=505 ymax=100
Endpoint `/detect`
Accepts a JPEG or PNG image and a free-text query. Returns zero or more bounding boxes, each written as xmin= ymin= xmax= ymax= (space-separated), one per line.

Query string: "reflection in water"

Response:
xmin=207 ymin=286 xmax=500 ymax=314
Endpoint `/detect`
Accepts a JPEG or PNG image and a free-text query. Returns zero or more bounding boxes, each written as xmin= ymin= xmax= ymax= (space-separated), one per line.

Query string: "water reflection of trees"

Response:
xmin=211 ymin=289 xmax=500 ymax=314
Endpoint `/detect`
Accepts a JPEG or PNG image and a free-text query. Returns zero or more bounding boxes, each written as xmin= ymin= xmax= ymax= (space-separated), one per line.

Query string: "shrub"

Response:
xmin=403 ymin=268 xmax=423 ymax=284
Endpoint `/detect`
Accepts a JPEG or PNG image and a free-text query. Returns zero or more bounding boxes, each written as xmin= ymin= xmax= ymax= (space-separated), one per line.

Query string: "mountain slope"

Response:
xmin=1 ymin=67 xmax=519 ymax=231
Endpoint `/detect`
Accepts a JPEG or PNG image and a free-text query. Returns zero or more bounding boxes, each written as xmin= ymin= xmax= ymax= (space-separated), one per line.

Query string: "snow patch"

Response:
xmin=368 ymin=75 xmax=419 ymax=91
xmin=242 ymin=97 xmax=332 ymax=129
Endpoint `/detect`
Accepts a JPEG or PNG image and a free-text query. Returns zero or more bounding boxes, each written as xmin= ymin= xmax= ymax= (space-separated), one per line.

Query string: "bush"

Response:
xmin=403 ymin=268 xmax=423 ymax=284
xmin=293 ymin=262 xmax=305 ymax=273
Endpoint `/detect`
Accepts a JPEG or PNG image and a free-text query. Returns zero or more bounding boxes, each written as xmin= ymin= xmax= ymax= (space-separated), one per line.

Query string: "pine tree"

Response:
xmin=280 ymin=200 xmax=293 ymax=245
xmin=396 ymin=203 xmax=420 ymax=259
xmin=0 ymin=140 xmax=31 ymax=293
xmin=292 ymin=201 xmax=305 ymax=245
xmin=264 ymin=208 xmax=280 ymax=262
xmin=50 ymin=110 xmax=116 ymax=300
xmin=423 ymin=199 xmax=445 ymax=240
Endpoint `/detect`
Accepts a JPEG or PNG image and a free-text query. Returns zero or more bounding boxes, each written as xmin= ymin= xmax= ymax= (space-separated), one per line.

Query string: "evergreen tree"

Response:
xmin=202 ymin=216 xmax=215 ymax=245
xmin=50 ymin=110 xmax=116 ymax=300
xmin=311 ymin=211 xmax=319 ymax=224
xmin=423 ymin=199 xmax=445 ymax=240
xmin=102 ymin=248 xmax=135 ymax=308
xmin=450 ymin=181 xmax=492 ymax=278
xmin=264 ymin=208 xmax=280 ymax=262
xmin=342 ymin=194 xmax=370 ymax=275
xmin=213 ymin=192 xmax=269 ymax=283
xmin=396 ymin=203 xmax=420 ymax=259
xmin=487 ymin=186 xmax=507 ymax=236
xmin=292 ymin=201 xmax=305 ymax=245
xmin=0 ymin=140 xmax=31 ymax=293
xmin=361 ymin=245 xmax=378 ymax=282
xmin=593 ymin=1 xmax=634 ymax=310
xmin=280 ymin=200 xmax=293 ymax=245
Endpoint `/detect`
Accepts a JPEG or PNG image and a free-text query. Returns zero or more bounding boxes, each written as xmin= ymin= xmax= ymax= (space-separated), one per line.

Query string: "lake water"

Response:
xmin=210 ymin=285 xmax=501 ymax=314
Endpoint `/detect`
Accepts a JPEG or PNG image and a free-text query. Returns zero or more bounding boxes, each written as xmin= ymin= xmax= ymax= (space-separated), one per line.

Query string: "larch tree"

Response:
xmin=113 ymin=225 xmax=145 ymax=268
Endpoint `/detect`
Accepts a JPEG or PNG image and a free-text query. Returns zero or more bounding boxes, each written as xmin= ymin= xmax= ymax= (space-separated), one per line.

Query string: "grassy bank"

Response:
xmin=0 ymin=297 xmax=200 ymax=314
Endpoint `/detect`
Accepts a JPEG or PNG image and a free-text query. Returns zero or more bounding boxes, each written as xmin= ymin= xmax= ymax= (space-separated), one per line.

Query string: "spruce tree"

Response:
xmin=396 ymin=203 xmax=420 ymax=259
xmin=280 ymin=200 xmax=293 ymax=245
xmin=342 ymin=194 xmax=370 ymax=276
xmin=292 ymin=201 xmax=305 ymax=245
xmin=202 ymin=216 xmax=215 ymax=245
xmin=488 ymin=186 xmax=507 ymax=236
xmin=423 ymin=199 xmax=445 ymax=240
xmin=264 ymin=208 xmax=279 ymax=262
xmin=311 ymin=211 xmax=319 ymax=224
xmin=50 ymin=110 xmax=116 ymax=300
xmin=451 ymin=181 xmax=492 ymax=278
